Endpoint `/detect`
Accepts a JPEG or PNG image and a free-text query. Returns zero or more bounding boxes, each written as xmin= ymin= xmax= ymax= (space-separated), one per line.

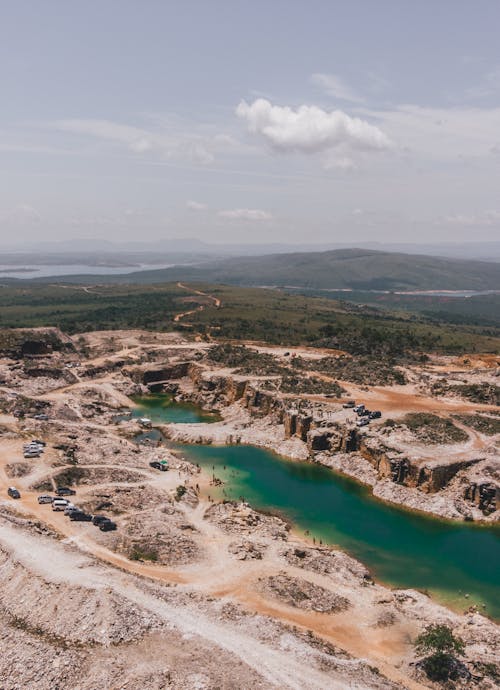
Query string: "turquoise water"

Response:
xmin=180 ymin=443 xmax=500 ymax=619
xmin=132 ymin=394 xmax=500 ymax=618
xmin=131 ymin=393 xmax=220 ymax=424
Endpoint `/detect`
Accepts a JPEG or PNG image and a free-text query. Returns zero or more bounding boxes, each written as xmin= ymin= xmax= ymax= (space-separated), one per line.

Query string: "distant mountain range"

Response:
xmin=25 ymin=247 xmax=500 ymax=291
xmin=2 ymin=238 xmax=500 ymax=262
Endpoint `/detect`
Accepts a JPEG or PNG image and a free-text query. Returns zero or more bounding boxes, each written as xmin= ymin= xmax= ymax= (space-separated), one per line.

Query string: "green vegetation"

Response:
xmin=295 ymin=355 xmax=406 ymax=386
xmin=288 ymin=289 xmax=500 ymax=329
xmin=383 ymin=413 xmax=469 ymax=444
xmin=129 ymin=546 xmax=159 ymax=562
xmin=0 ymin=283 xmax=188 ymax=333
xmin=60 ymin=247 xmax=500 ymax=291
xmin=453 ymin=414 xmax=500 ymax=436
xmin=175 ymin=485 xmax=187 ymax=501
xmin=279 ymin=375 xmax=344 ymax=396
xmin=432 ymin=381 xmax=500 ymax=406
xmin=414 ymin=624 xmax=466 ymax=682
xmin=1 ymin=281 xmax=499 ymax=358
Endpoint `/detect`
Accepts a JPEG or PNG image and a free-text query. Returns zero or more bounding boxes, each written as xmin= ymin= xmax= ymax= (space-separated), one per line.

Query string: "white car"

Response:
xmin=37 ymin=495 xmax=53 ymax=504
xmin=52 ymin=499 xmax=69 ymax=511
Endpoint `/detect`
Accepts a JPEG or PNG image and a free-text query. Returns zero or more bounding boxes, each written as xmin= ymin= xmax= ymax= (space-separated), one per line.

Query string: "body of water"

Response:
xmin=131 ymin=393 xmax=220 ymax=424
xmin=134 ymin=394 xmax=500 ymax=618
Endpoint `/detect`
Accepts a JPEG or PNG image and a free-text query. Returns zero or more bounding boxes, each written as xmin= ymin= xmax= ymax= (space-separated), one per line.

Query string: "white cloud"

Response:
xmin=360 ymin=105 xmax=500 ymax=159
xmin=0 ymin=204 xmax=41 ymax=226
xmin=441 ymin=210 xmax=500 ymax=226
xmin=235 ymin=99 xmax=390 ymax=154
xmin=54 ymin=119 xmax=152 ymax=152
xmin=51 ymin=118 xmax=229 ymax=165
xmin=323 ymin=156 xmax=357 ymax=171
xmin=187 ymin=200 xmax=207 ymax=211
xmin=310 ymin=73 xmax=364 ymax=103
xmin=464 ymin=67 xmax=500 ymax=101
xmin=218 ymin=208 xmax=272 ymax=221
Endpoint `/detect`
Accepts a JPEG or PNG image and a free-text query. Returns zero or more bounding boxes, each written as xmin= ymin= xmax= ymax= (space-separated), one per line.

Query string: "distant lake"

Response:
xmin=0 ymin=263 xmax=175 ymax=279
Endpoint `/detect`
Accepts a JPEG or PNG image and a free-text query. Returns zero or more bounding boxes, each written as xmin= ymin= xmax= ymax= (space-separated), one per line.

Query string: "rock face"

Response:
xmin=464 ymin=482 xmax=497 ymax=513
xmin=126 ymin=362 xmax=190 ymax=385
xmin=0 ymin=327 xmax=75 ymax=358
xmin=122 ymin=352 xmax=499 ymax=521
xmin=359 ymin=437 xmax=482 ymax=493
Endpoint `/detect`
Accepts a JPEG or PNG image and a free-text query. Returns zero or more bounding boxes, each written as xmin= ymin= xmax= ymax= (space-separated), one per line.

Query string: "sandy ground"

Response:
xmin=0 ymin=328 xmax=498 ymax=689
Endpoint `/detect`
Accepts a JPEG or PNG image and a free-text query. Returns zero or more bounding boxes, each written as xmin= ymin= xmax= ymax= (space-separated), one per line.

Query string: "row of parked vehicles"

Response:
xmin=342 ymin=401 xmax=382 ymax=427
xmin=37 ymin=491 xmax=117 ymax=531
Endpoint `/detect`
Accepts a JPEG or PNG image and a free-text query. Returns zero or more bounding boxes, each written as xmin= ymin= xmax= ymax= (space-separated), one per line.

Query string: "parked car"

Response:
xmin=149 ymin=461 xmax=169 ymax=471
xmin=7 ymin=487 xmax=21 ymax=499
xmin=92 ymin=515 xmax=111 ymax=526
xmin=32 ymin=439 xmax=46 ymax=446
xmin=359 ymin=409 xmax=371 ymax=417
xmin=369 ymin=410 xmax=382 ymax=419
xmin=342 ymin=400 xmax=356 ymax=408
xmin=37 ymin=494 xmax=53 ymax=504
xmin=33 ymin=414 xmax=49 ymax=421
xmin=357 ymin=418 xmax=370 ymax=427
xmin=69 ymin=511 xmax=92 ymax=522
xmin=24 ymin=451 xmax=41 ymax=459
xmin=353 ymin=404 xmax=365 ymax=413
xmin=56 ymin=487 xmax=76 ymax=496
xmin=99 ymin=520 xmax=117 ymax=532
xmin=52 ymin=499 xmax=69 ymax=511
xmin=63 ymin=503 xmax=77 ymax=515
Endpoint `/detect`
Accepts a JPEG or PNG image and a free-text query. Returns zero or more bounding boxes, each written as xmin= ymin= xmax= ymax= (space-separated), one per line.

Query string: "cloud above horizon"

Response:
xmin=235 ymin=98 xmax=390 ymax=155
xmin=218 ymin=208 xmax=272 ymax=221
xmin=310 ymin=73 xmax=364 ymax=103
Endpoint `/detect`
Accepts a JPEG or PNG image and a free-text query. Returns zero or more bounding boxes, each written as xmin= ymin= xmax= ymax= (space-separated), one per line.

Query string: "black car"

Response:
xmin=7 ymin=487 xmax=21 ymax=499
xmin=92 ymin=515 xmax=111 ymax=526
xmin=56 ymin=487 xmax=76 ymax=496
xmin=149 ymin=461 xmax=168 ymax=472
xmin=358 ymin=409 xmax=371 ymax=417
xmin=369 ymin=410 xmax=382 ymax=419
xmin=99 ymin=520 xmax=117 ymax=532
xmin=69 ymin=511 xmax=92 ymax=522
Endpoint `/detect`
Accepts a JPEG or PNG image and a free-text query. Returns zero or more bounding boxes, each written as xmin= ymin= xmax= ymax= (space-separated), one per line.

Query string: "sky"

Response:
xmin=1 ymin=0 xmax=500 ymax=247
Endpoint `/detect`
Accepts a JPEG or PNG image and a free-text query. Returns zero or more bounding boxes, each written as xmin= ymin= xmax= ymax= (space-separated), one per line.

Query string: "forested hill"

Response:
xmin=33 ymin=247 xmax=500 ymax=291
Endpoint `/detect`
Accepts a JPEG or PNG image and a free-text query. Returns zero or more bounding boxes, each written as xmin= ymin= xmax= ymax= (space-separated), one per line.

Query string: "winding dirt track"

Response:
xmin=173 ymin=282 xmax=221 ymax=324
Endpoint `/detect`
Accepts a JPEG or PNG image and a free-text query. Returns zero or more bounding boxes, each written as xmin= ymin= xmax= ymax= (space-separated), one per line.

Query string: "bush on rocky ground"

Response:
xmin=382 ymin=413 xmax=468 ymax=444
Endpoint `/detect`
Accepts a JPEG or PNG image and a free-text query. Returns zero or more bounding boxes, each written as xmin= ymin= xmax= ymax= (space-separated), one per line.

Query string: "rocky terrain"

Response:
xmin=0 ymin=327 xmax=499 ymax=689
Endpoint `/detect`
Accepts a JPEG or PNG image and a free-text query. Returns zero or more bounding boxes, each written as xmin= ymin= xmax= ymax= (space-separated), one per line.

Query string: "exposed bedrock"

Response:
xmin=464 ymin=481 xmax=497 ymax=514
xmin=0 ymin=327 xmax=75 ymax=358
xmin=359 ymin=438 xmax=482 ymax=493
xmin=123 ymin=361 xmax=497 ymax=513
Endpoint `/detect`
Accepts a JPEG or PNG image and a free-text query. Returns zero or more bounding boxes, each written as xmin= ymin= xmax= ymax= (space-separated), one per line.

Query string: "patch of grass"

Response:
xmin=432 ymin=381 xmax=500 ymax=406
xmin=453 ymin=414 xmax=500 ymax=435
xmin=129 ymin=546 xmax=158 ymax=562
xmin=384 ymin=413 xmax=469 ymax=444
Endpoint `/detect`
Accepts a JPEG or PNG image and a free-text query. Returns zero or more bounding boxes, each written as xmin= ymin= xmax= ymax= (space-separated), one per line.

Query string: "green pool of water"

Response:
xmin=180 ymin=443 xmax=500 ymax=619
xmin=131 ymin=393 xmax=220 ymax=424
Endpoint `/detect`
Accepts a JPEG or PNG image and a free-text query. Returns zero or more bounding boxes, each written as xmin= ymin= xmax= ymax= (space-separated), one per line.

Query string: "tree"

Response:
xmin=414 ymin=624 xmax=466 ymax=681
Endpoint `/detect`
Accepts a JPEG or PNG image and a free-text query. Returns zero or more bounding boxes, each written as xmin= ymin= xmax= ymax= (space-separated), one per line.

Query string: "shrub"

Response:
xmin=414 ymin=624 xmax=465 ymax=681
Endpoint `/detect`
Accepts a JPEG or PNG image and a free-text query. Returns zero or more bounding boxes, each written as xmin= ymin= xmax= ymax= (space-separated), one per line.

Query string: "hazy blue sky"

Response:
xmin=1 ymin=0 xmax=500 ymax=246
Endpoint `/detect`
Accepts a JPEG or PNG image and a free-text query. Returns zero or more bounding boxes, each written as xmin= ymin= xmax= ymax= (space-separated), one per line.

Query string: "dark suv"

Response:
xmin=56 ymin=487 xmax=76 ymax=496
xmin=7 ymin=487 xmax=21 ymax=499
xmin=92 ymin=515 xmax=110 ymax=526
xmin=69 ymin=511 xmax=92 ymax=522
xmin=99 ymin=521 xmax=117 ymax=532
